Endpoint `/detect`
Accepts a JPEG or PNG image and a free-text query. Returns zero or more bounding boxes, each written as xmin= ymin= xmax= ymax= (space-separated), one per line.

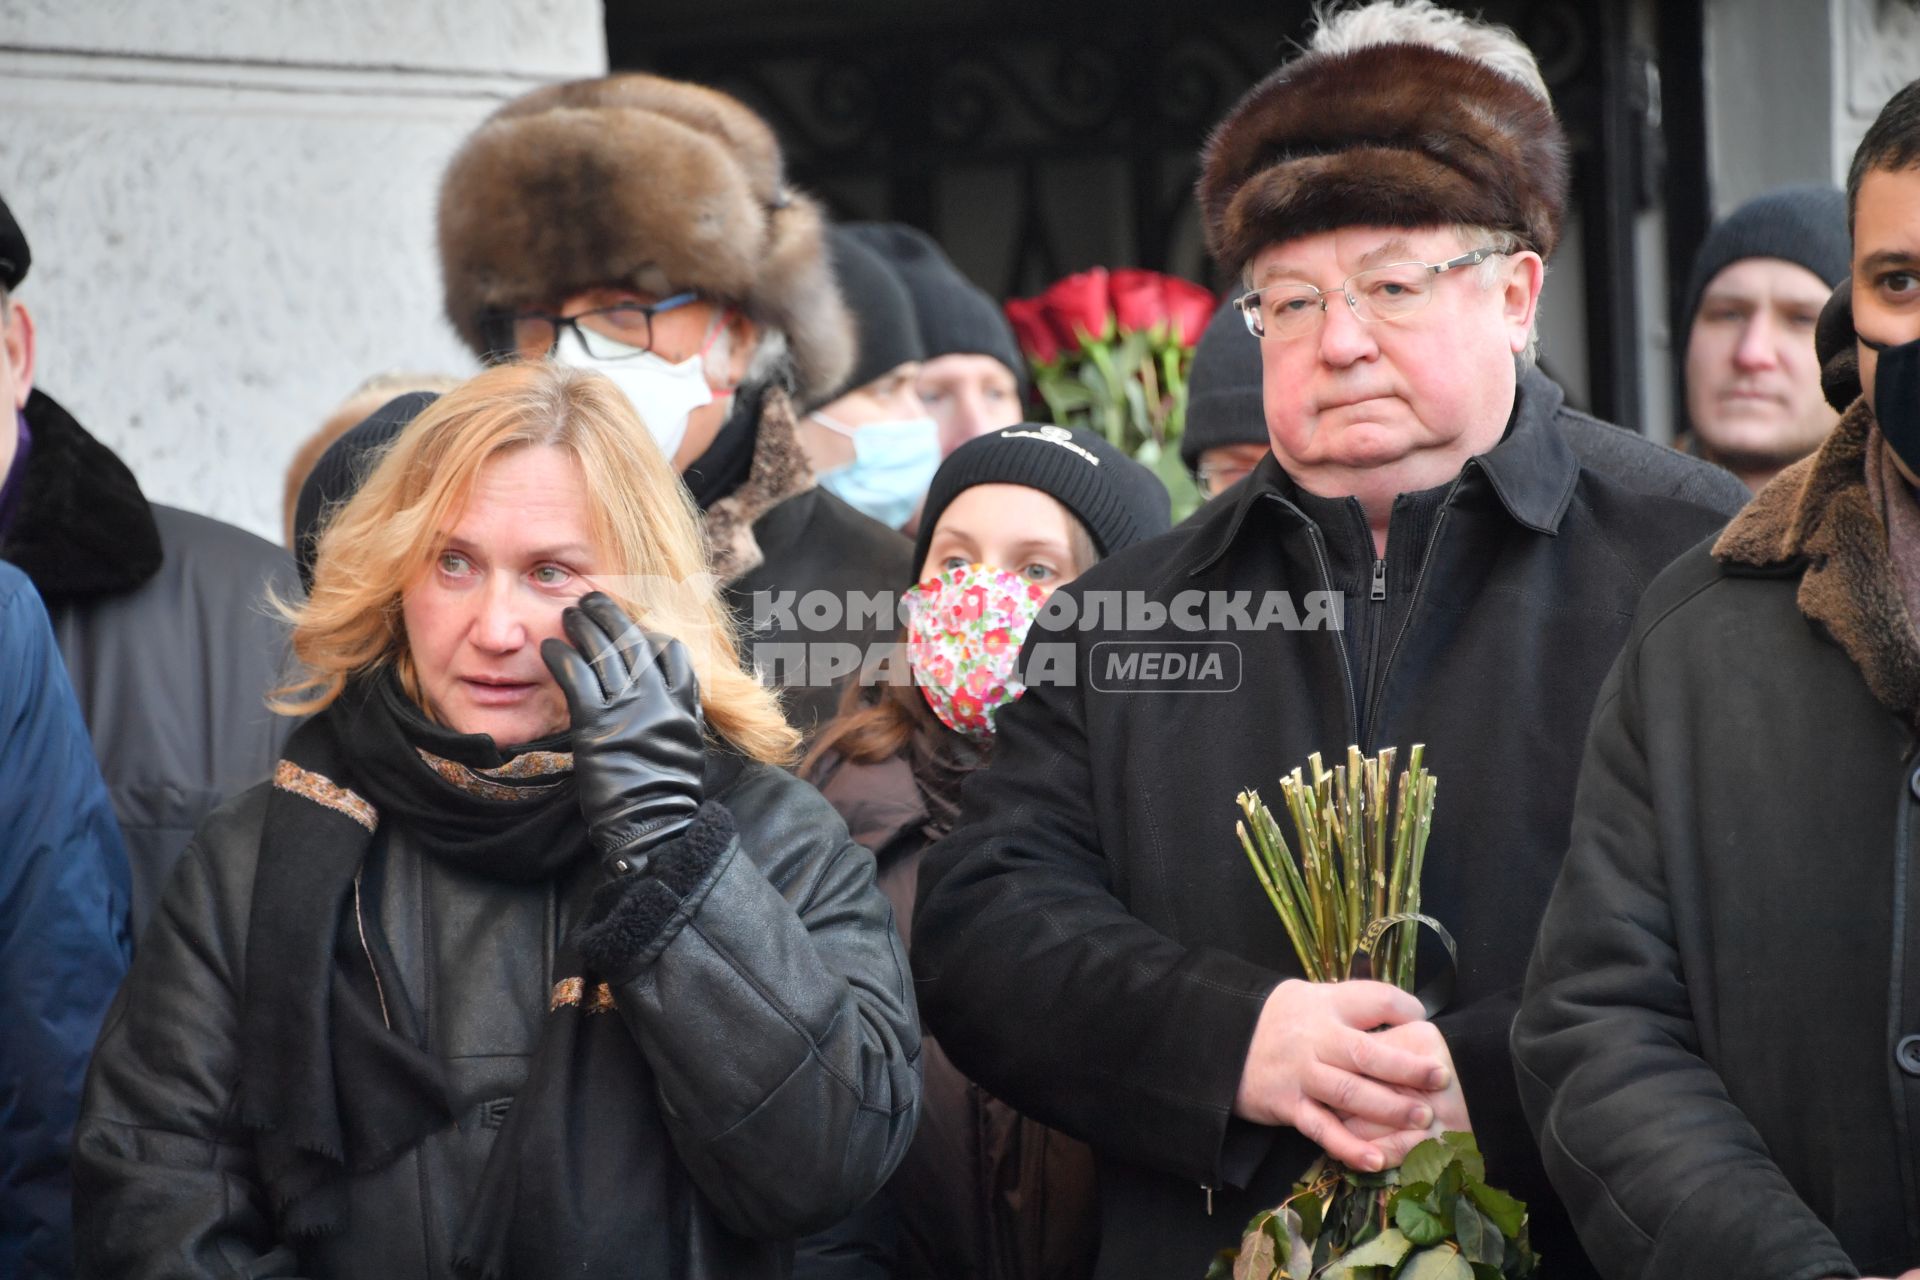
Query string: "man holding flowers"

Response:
xmin=911 ymin=3 xmax=1747 ymax=1278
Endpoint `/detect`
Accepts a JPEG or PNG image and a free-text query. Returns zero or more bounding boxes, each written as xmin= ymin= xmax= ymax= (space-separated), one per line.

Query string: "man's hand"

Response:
xmin=1234 ymin=979 xmax=1453 ymax=1171
xmin=1341 ymin=1020 xmax=1472 ymax=1167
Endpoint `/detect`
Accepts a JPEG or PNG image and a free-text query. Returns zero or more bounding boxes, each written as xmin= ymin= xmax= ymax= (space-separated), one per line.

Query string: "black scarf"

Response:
xmin=241 ymin=671 xmax=672 ymax=1277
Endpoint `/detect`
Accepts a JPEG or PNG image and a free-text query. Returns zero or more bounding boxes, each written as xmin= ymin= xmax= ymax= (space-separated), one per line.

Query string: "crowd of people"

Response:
xmin=3 ymin=1 xmax=1919 ymax=1277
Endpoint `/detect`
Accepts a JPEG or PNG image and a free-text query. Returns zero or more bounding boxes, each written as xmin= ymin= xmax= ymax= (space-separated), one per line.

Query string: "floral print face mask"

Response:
xmin=904 ymin=562 xmax=1055 ymax=741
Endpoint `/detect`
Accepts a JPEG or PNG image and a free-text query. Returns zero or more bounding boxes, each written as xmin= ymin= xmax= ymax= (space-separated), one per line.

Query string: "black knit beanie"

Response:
xmin=293 ymin=391 xmax=440 ymax=591
xmin=811 ymin=226 xmax=926 ymax=411
xmin=912 ymin=424 xmax=1171 ymax=576
xmin=1683 ymin=185 xmax=1850 ymax=343
xmin=1179 ymin=298 xmax=1267 ymax=470
xmin=0 ymin=194 xmax=28 ymax=291
xmin=846 ymin=222 xmax=1027 ymax=393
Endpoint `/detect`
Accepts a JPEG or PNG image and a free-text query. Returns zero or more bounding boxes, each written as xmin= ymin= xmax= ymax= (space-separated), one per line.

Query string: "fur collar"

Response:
xmin=1714 ymin=397 xmax=1920 ymax=722
xmin=1 ymin=388 xmax=161 ymax=602
xmin=702 ymin=384 xmax=816 ymax=584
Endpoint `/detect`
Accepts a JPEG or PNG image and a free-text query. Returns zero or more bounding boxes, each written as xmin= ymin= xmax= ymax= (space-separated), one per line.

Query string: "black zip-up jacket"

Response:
xmin=73 ymin=755 xmax=922 ymax=1279
xmin=911 ymin=371 xmax=1750 ymax=1280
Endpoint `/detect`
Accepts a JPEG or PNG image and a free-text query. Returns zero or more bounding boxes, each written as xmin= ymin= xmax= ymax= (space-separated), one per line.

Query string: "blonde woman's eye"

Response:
xmin=439 ymin=552 xmax=471 ymax=575
xmin=533 ymin=564 xmax=572 ymax=586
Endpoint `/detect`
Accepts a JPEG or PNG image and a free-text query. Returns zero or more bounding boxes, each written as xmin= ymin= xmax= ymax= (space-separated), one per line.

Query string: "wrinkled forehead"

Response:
xmin=1246 ymin=223 xmax=1477 ymax=287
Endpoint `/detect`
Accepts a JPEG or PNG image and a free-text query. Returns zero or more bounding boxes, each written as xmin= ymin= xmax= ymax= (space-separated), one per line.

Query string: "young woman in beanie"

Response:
xmin=796 ymin=424 xmax=1170 ymax=1280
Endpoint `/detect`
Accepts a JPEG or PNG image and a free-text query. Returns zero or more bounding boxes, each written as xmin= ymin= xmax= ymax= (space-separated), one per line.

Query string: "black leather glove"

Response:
xmin=540 ymin=592 xmax=705 ymax=875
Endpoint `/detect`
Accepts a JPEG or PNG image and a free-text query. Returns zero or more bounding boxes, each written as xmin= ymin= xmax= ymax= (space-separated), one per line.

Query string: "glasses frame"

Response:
xmin=1233 ymin=247 xmax=1505 ymax=341
xmin=496 ymin=290 xmax=703 ymax=361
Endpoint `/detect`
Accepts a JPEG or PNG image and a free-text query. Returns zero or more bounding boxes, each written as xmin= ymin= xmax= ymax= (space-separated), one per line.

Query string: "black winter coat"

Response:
xmin=1515 ymin=398 xmax=1920 ymax=1279
xmin=3 ymin=389 xmax=295 ymax=936
xmin=73 ymin=754 xmax=922 ymax=1279
xmin=912 ymin=372 xmax=1749 ymax=1280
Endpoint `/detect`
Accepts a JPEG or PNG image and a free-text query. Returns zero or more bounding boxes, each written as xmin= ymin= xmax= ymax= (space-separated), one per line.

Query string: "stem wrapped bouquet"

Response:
xmin=1210 ymin=747 xmax=1537 ymax=1280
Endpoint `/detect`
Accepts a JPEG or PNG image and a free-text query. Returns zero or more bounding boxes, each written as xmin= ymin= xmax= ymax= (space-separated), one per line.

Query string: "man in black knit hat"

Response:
xmin=847 ymin=222 xmax=1028 ymax=456
xmin=912 ymin=5 xmax=1749 ymax=1277
xmin=1679 ymin=185 xmax=1851 ymax=490
xmin=1180 ymin=298 xmax=1272 ymax=501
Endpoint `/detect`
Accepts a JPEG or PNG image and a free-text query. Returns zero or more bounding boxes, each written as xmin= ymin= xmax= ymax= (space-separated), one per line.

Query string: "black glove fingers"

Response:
xmin=649 ymin=633 xmax=702 ymax=716
xmin=579 ymin=592 xmax=652 ymax=689
xmin=561 ymin=603 xmax=623 ymax=702
xmin=539 ymin=637 xmax=602 ymax=723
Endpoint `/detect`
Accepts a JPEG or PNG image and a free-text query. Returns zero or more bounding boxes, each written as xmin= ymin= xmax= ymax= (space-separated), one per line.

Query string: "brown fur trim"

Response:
xmin=702 ymin=386 xmax=818 ymax=585
xmin=1714 ymin=397 xmax=1920 ymax=721
xmin=437 ymin=74 xmax=854 ymax=404
xmin=1197 ymin=43 xmax=1568 ymax=276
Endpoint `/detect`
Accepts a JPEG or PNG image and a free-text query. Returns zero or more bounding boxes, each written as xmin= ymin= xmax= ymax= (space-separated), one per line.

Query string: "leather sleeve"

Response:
xmin=71 ymin=787 xmax=307 ymax=1280
xmin=605 ymin=772 xmax=923 ymax=1240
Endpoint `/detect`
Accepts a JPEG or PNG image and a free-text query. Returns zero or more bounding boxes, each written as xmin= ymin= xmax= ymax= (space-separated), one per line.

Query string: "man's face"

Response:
xmin=1684 ymin=258 xmax=1836 ymax=468
xmin=1854 ymin=165 xmax=1920 ymax=417
xmin=529 ymin=287 xmax=760 ymax=472
xmin=0 ymin=295 xmax=34 ymax=481
xmin=1247 ymin=224 xmax=1541 ymax=506
xmin=918 ymin=354 xmax=1022 ymax=456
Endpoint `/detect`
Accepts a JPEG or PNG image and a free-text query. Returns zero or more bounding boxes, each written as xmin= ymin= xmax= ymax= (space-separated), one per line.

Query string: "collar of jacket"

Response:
xmin=1185 ymin=368 xmax=1580 ymax=577
xmin=1714 ymin=395 xmax=1920 ymax=722
xmin=701 ymin=384 xmax=819 ymax=586
xmin=0 ymin=387 xmax=162 ymax=603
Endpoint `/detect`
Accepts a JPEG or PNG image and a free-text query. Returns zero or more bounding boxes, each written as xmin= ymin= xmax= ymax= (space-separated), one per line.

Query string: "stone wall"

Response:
xmin=0 ymin=1 xmax=606 ymax=543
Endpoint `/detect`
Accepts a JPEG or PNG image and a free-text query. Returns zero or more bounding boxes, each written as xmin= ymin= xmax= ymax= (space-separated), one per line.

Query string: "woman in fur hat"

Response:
xmin=438 ymin=74 xmax=915 ymax=737
xmin=71 ymin=362 xmax=920 ymax=1280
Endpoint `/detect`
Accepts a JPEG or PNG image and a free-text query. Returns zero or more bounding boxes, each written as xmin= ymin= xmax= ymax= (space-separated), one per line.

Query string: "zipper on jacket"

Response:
xmin=1362 ymin=476 xmax=1464 ymax=747
xmin=1370 ymin=558 xmax=1387 ymax=601
xmin=1202 ymin=1183 xmax=1215 ymax=1215
xmin=1299 ymin=518 xmax=1362 ymax=744
xmin=353 ymin=869 xmax=393 ymax=1031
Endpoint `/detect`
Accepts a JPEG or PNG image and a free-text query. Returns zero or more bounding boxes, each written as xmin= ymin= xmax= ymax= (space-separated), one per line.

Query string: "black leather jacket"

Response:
xmin=74 ymin=755 xmax=922 ymax=1278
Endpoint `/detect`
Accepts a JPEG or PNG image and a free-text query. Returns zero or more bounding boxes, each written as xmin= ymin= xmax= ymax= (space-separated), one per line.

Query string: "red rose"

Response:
xmin=1110 ymin=268 xmax=1167 ymax=335
xmin=1004 ymin=296 xmax=1061 ymax=365
xmin=1161 ymin=276 xmax=1218 ymax=348
xmin=957 ymin=585 xmax=988 ymax=623
xmin=951 ymin=693 xmax=983 ymax=722
xmin=1039 ymin=268 xmax=1112 ymax=351
xmin=982 ymin=626 xmax=1013 ymax=654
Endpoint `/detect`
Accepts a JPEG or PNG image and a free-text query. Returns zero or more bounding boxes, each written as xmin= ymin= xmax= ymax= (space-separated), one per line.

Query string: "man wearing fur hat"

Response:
xmin=912 ymin=4 xmax=1749 ymax=1277
xmin=438 ymin=75 xmax=912 ymax=736
xmin=1514 ymin=79 xmax=1920 ymax=1280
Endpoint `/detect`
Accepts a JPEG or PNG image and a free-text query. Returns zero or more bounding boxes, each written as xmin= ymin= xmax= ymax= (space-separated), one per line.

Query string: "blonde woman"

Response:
xmin=72 ymin=362 xmax=920 ymax=1280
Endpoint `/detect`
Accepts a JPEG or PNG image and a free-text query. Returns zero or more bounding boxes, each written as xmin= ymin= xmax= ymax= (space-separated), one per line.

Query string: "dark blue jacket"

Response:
xmin=0 ymin=559 xmax=131 ymax=1278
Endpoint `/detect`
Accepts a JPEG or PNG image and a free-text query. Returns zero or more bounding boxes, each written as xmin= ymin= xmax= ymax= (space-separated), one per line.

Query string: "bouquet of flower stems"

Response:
xmin=1210 ymin=746 xmax=1537 ymax=1280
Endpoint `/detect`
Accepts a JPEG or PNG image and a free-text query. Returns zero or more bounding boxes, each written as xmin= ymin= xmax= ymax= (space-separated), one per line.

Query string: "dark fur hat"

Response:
xmin=1196 ymin=42 xmax=1569 ymax=278
xmin=437 ymin=74 xmax=854 ymax=403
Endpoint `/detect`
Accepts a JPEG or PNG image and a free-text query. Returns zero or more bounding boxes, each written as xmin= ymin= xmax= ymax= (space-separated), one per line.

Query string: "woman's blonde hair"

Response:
xmin=272 ymin=360 xmax=799 ymax=766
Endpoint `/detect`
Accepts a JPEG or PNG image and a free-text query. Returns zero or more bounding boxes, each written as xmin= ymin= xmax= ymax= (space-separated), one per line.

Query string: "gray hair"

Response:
xmin=1455 ymin=225 xmax=1541 ymax=368
xmin=1309 ymin=1 xmax=1550 ymax=103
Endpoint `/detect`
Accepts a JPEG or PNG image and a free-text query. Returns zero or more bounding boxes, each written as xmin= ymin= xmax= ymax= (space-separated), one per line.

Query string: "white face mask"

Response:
xmin=552 ymin=326 xmax=714 ymax=462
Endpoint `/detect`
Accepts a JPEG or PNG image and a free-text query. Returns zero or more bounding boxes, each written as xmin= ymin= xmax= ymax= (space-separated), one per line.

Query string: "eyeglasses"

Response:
xmin=1234 ymin=248 xmax=1505 ymax=342
xmin=1196 ymin=458 xmax=1261 ymax=497
xmin=491 ymin=291 xmax=701 ymax=361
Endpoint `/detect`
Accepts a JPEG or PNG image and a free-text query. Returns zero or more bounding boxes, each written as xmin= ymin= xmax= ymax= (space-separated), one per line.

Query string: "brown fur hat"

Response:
xmin=437 ymin=73 xmax=854 ymax=403
xmin=1196 ymin=42 xmax=1569 ymax=278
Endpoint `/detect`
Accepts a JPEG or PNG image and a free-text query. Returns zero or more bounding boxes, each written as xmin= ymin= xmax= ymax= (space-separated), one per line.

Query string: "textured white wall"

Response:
xmin=0 ymin=2 xmax=607 ymax=544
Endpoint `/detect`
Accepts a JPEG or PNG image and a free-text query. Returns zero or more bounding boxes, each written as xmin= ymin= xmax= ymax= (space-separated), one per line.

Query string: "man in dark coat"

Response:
xmin=0 ymin=560 xmax=131 ymax=1279
xmin=0 ymin=193 xmax=295 ymax=936
xmin=910 ymin=6 xmax=1751 ymax=1278
xmin=436 ymin=75 xmax=912 ymax=736
xmin=1513 ymin=79 xmax=1920 ymax=1280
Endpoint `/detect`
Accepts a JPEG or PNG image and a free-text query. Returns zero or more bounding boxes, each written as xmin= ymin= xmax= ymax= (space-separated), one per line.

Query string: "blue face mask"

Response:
xmin=809 ymin=412 xmax=941 ymax=529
